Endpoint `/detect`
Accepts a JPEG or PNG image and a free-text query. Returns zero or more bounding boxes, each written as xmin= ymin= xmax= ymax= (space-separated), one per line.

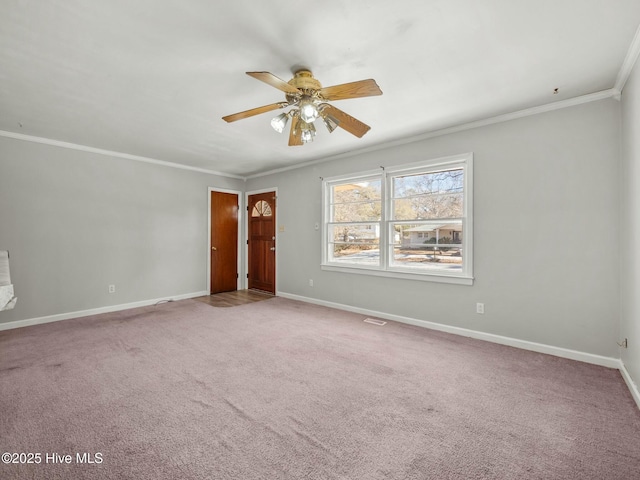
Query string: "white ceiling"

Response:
xmin=1 ymin=1 xmax=640 ymax=177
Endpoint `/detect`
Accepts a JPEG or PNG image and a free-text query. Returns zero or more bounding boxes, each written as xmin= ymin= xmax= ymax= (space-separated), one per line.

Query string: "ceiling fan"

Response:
xmin=222 ymin=70 xmax=382 ymax=146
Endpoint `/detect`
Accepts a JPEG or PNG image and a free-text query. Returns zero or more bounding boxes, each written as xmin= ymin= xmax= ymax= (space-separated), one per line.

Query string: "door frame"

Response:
xmin=207 ymin=187 xmax=243 ymax=294
xmin=245 ymin=187 xmax=278 ymax=293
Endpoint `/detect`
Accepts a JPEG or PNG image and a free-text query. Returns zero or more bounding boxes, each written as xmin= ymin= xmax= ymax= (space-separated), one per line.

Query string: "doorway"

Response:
xmin=247 ymin=191 xmax=276 ymax=294
xmin=209 ymin=190 xmax=239 ymax=294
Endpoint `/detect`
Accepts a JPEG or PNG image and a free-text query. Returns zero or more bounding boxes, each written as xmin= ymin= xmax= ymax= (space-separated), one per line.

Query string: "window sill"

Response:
xmin=321 ymin=264 xmax=474 ymax=285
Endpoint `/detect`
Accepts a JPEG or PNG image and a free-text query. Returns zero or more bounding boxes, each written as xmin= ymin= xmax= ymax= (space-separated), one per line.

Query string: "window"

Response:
xmin=252 ymin=200 xmax=272 ymax=217
xmin=326 ymin=176 xmax=382 ymax=267
xmin=322 ymin=153 xmax=473 ymax=284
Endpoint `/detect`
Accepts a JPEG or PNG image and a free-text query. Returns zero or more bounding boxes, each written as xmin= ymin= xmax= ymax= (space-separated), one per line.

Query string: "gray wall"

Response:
xmin=621 ymin=58 xmax=640 ymax=388
xmin=0 ymin=136 xmax=243 ymax=324
xmin=248 ymin=99 xmax=621 ymax=358
xmin=0 ymin=97 xmax=627 ymax=364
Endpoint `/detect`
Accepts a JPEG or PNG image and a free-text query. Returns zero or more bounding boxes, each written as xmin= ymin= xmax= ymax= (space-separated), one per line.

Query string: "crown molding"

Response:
xmin=0 ymin=130 xmax=245 ymax=180
xmin=0 ymin=87 xmax=620 ymax=182
xmin=246 ymin=88 xmax=618 ymax=180
xmin=615 ymin=22 xmax=640 ymax=92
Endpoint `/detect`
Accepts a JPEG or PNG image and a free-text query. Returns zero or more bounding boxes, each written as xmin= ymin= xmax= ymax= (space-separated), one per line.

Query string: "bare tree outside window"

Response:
xmin=393 ymin=169 xmax=463 ymax=220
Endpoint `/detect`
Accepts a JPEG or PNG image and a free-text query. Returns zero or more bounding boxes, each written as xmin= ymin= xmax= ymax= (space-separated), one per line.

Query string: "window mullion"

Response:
xmin=381 ymin=170 xmax=389 ymax=271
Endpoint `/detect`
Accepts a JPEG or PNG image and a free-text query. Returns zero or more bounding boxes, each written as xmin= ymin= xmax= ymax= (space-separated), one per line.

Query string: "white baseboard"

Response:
xmin=0 ymin=291 xmax=208 ymax=332
xmin=277 ymin=291 xmax=621 ymax=369
xmin=620 ymin=362 xmax=640 ymax=410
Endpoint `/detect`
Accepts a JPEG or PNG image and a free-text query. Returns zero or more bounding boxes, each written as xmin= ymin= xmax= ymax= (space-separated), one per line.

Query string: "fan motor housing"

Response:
xmin=288 ymin=70 xmax=322 ymax=91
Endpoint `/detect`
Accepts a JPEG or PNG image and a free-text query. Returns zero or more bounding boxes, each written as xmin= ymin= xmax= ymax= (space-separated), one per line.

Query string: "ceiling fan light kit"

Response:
xmin=321 ymin=109 xmax=339 ymax=133
xmin=300 ymin=120 xmax=316 ymax=143
xmin=298 ymin=96 xmax=319 ymax=123
xmin=270 ymin=111 xmax=291 ymax=133
xmin=222 ymin=69 xmax=382 ymax=146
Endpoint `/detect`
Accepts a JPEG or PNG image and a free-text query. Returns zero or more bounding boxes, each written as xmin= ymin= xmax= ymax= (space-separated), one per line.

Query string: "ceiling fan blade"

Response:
xmin=320 ymin=104 xmax=371 ymax=138
xmin=288 ymin=114 xmax=303 ymax=146
xmin=222 ymin=102 xmax=288 ymax=123
xmin=319 ymin=79 xmax=382 ymax=101
xmin=246 ymin=72 xmax=300 ymax=94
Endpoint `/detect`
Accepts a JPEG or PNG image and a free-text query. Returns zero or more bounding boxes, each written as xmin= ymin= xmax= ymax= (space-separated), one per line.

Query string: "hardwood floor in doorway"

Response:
xmin=194 ymin=289 xmax=273 ymax=308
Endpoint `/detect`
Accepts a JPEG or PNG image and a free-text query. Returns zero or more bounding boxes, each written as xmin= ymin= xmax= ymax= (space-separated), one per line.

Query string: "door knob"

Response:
xmin=270 ymin=247 xmax=276 ymax=251
xmin=212 ymin=246 xmax=217 ymax=251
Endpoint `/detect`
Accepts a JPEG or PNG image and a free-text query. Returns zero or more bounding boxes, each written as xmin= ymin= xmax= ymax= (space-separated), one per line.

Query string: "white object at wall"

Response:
xmin=0 ymin=251 xmax=17 ymax=311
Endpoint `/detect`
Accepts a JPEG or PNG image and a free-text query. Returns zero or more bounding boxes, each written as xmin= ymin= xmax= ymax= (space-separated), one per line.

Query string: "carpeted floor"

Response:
xmin=1 ymin=297 xmax=639 ymax=479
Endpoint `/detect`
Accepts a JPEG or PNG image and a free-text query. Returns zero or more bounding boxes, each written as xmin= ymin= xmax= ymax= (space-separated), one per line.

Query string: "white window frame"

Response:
xmin=321 ymin=153 xmax=473 ymax=285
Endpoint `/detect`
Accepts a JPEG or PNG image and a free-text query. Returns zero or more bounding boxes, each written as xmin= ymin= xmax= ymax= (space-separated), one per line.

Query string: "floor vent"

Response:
xmin=364 ymin=318 xmax=386 ymax=326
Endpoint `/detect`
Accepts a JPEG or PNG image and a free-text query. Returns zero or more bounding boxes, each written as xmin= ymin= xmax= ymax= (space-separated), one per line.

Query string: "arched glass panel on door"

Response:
xmin=252 ymin=200 xmax=272 ymax=217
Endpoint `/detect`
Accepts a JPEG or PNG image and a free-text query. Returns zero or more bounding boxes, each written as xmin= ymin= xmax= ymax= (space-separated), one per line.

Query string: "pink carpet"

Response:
xmin=1 ymin=297 xmax=639 ymax=479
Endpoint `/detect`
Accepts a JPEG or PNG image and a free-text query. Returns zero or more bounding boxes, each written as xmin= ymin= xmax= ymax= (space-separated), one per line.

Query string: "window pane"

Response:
xmin=332 ymin=180 xmax=381 ymax=203
xmin=392 ymin=168 xmax=463 ymax=220
xmin=390 ymin=222 xmax=463 ymax=271
xmin=393 ymin=169 xmax=463 ymax=196
xmin=393 ymin=193 xmax=463 ymax=220
xmin=333 ymin=201 xmax=381 ymax=222
xmin=331 ymin=180 xmax=382 ymax=222
xmin=328 ymin=223 xmax=380 ymax=266
xmin=330 ymin=224 xmax=379 ymax=243
xmin=251 ymin=200 xmax=272 ymax=217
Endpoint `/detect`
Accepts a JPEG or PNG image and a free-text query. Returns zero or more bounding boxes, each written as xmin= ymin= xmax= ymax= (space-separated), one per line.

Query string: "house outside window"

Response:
xmin=322 ymin=153 xmax=473 ymax=285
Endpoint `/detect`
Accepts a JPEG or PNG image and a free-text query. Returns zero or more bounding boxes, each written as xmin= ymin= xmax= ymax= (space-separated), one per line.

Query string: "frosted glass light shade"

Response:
xmin=299 ymin=98 xmax=319 ymax=123
xmin=270 ymin=112 xmax=289 ymax=133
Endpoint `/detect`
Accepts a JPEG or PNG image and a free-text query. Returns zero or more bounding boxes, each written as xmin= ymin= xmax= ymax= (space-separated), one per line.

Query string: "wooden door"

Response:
xmin=248 ymin=192 xmax=276 ymax=294
xmin=210 ymin=191 xmax=238 ymax=294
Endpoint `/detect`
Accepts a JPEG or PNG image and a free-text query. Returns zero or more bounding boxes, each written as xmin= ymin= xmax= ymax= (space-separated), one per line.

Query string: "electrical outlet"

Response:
xmin=309 ymin=279 xmax=314 ymax=287
xmin=108 ymin=284 xmax=116 ymax=294
xmin=476 ymin=303 xmax=484 ymax=314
